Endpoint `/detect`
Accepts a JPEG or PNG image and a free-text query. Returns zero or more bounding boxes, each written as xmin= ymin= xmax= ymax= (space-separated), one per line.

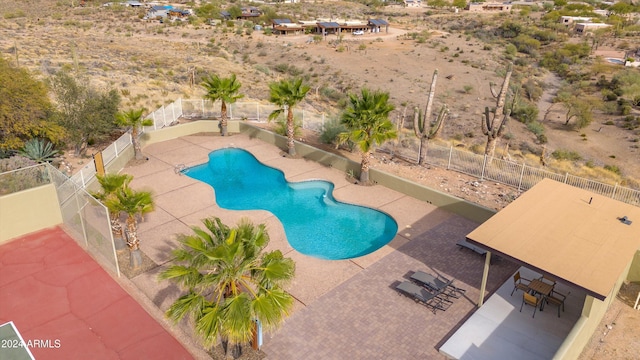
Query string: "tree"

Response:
xmin=48 ymin=70 xmax=120 ymax=156
xmin=107 ymin=185 xmax=154 ymax=268
xmin=115 ymin=109 xmax=153 ymax=160
xmin=91 ymin=173 xmax=133 ymax=251
xmin=201 ymin=73 xmax=244 ymax=136
xmin=452 ymin=0 xmax=467 ymax=9
xmin=337 ymin=88 xmax=397 ymax=184
xmin=268 ymin=78 xmax=310 ymax=157
xmin=555 ymin=84 xmax=600 ymax=129
xmin=0 ymin=57 xmax=63 ymax=150
xmin=160 ymin=217 xmax=295 ymax=359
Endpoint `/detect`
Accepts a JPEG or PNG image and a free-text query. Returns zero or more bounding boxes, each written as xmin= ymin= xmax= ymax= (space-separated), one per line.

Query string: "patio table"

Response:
xmin=528 ymin=279 xmax=554 ymax=310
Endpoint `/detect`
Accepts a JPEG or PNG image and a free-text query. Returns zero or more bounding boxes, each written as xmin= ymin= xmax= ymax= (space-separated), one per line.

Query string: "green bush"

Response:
xmin=551 ymin=149 xmax=582 ymax=161
xmin=603 ymin=164 xmax=621 ymax=175
xmin=512 ymin=103 xmax=539 ymax=123
xmin=319 ymin=119 xmax=346 ymax=145
xmin=526 ymin=121 xmax=545 ymax=136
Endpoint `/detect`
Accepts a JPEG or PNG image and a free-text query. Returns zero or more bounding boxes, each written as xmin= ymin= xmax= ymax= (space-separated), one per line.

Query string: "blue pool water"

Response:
xmin=183 ymin=148 xmax=398 ymax=260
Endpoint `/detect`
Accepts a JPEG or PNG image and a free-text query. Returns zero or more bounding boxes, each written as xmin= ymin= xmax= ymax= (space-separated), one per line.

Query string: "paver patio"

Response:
xmin=121 ymin=133 xmax=519 ymax=359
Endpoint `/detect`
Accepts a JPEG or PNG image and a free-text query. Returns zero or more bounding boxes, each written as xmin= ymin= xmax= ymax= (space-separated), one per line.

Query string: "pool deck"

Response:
xmin=119 ymin=133 xmax=521 ymax=359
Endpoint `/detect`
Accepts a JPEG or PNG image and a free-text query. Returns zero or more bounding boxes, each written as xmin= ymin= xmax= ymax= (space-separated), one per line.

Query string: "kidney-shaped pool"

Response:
xmin=183 ymin=148 xmax=398 ymax=260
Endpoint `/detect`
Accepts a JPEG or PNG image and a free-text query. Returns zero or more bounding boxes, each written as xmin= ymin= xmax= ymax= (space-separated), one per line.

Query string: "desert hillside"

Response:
xmin=1 ymin=0 xmax=638 ymax=190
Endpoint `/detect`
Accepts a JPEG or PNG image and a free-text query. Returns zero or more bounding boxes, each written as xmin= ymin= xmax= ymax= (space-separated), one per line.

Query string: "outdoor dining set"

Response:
xmin=394 ymin=271 xmax=466 ymax=313
xmin=512 ymin=271 xmax=568 ymax=318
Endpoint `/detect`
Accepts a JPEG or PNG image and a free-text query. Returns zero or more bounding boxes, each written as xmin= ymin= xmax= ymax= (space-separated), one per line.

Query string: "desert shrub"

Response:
xmin=273 ymin=118 xmax=302 ymax=137
xmin=320 ymin=87 xmax=345 ymax=102
xmin=603 ymin=164 xmax=621 ymax=175
xmin=511 ymin=34 xmax=540 ymax=55
xmin=463 ymin=85 xmax=473 ymax=93
xmin=320 ymin=119 xmax=346 ymax=145
xmin=551 ymin=149 xmax=582 ymax=161
xmin=273 ymin=63 xmax=289 ymax=73
xmin=526 ymin=121 xmax=545 ymax=137
xmin=505 ymin=44 xmax=517 ymax=56
xmin=622 ymin=116 xmax=640 ymax=130
xmin=602 ymin=89 xmax=618 ymax=101
xmin=512 ymin=102 xmax=539 ymax=123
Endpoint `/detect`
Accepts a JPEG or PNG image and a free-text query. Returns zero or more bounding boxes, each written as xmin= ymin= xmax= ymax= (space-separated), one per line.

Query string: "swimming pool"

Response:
xmin=183 ymin=148 xmax=398 ymax=260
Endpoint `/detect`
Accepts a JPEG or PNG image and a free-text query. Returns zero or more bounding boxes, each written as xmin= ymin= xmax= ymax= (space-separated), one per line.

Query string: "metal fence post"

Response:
xmin=171 ymin=103 xmax=175 ymax=123
xmin=202 ymin=99 xmax=205 ymax=117
xmin=564 ymin=172 xmax=569 ymax=183
xmin=447 ymin=146 xmax=453 ymax=170
xmin=612 ymin=183 xmax=618 ymax=199
xmin=257 ymin=103 xmax=260 ymax=121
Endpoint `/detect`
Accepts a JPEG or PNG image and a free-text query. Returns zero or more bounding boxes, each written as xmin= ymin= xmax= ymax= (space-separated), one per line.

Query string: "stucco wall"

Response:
xmin=553 ymin=260 xmax=631 ymax=359
xmin=0 ymin=184 xmax=63 ymax=243
xmin=141 ymin=120 xmax=238 ymax=147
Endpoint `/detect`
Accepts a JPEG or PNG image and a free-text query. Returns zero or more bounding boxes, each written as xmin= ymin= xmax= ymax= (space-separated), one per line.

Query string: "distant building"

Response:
xmin=574 ymin=22 xmax=612 ymax=34
xmin=560 ymin=16 xmax=592 ymax=25
xmin=466 ymin=2 xmax=513 ymax=12
xmin=404 ymin=0 xmax=422 ymax=7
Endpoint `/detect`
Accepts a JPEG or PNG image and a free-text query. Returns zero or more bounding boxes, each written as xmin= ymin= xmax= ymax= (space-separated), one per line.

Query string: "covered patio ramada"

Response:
xmin=441 ymin=178 xmax=640 ymax=359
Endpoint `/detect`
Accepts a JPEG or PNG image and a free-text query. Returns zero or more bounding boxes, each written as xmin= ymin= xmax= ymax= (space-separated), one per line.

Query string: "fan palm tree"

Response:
xmin=107 ymin=185 xmax=154 ymax=268
xmin=91 ymin=173 xmax=132 ymax=251
xmin=201 ymin=74 xmax=244 ymax=136
xmin=268 ymin=78 xmax=310 ymax=157
xmin=337 ymin=88 xmax=397 ymax=184
xmin=115 ymin=108 xmax=153 ymax=160
xmin=160 ymin=217 xmax=295 ymax=359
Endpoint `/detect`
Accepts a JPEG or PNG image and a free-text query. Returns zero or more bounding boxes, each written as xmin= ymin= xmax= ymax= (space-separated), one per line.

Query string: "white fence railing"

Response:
xmin=65 ymin=98 xmax=639 ymax=207
xmin=391 ymin=142 xmax=640 ymax=206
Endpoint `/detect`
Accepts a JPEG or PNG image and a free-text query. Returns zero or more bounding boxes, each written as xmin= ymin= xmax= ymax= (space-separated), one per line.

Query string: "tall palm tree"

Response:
xmin=160 ymin=217 xmax=295 ymax=359
xmin=201 ymin=74 xmax=244 ymax=136
xmin=115 ymin=108 xmax=153 ymax=160
xmin=337 ymin=88 xmax=397 ymax=184
xmin=107 ymin=185 xmax=154 ymax=268
xmin=91 ymin=173 xmax=132 ymax=251
xmin=268 ymin=77 xmax=310 ymax=157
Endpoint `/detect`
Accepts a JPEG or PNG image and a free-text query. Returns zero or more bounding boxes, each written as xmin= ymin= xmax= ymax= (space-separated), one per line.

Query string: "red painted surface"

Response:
xmin=0 ymin=227 xmax=193 ymax=359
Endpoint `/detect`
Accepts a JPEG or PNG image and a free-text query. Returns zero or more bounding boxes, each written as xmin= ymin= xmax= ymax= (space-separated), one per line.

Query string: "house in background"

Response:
xmin=272 ymin=19 xmax=304 ymax=35
xmin=239 ymin=7 xmax=262 ymax=22
xmin=466 ymin=2 xmax=513 ymax=12
xmin=560 ymin=16 xmax=592 ymax=26
xmin=574 ymin=22 xmax=612 ymax=34
xmin=404 ymin=0 xmax=422 ymax=7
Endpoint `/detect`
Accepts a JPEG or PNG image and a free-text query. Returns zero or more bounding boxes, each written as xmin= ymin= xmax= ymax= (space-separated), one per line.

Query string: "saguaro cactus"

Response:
xmin=414 ymin=69 xmax=449 ymax=165
xmin=482 ymin=63 xmax=513 ymax=159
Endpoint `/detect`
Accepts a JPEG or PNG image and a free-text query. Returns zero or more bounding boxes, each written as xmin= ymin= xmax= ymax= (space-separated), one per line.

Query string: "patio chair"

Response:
xmin=546 ymin=290 xmax=567 ymax=318
xmin=511 ymin=271 xmax=531 ymax=296
xmin=395 ymin=281 xmax=445 ymax=313
xmin=520 ymin=292 xmax=540 ymax=318
xmin=410 ymin=271 xmax=461 ymax=299
xmin=539 ymin=274 xmax=557 ymax=287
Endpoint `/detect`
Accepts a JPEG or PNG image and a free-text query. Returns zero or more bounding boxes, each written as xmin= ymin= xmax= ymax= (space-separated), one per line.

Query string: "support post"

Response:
xmin=447 ymin=146 xmax=453 ymax=170
xmin=518 ymin=163 xmax=525 ymax=190
xmin=478 ymin=251 xmax=491 ymax=307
